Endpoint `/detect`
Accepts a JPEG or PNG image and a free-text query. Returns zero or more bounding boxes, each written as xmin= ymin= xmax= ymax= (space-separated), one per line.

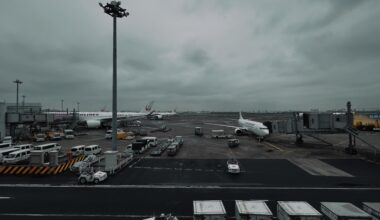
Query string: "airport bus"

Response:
xmin=14 ymin=144 xmax=33 ymax=151
xmin=2 ymin=149 xmax=31 ymax=164
xmin=33 ymin=143 xmax=61 ymax=152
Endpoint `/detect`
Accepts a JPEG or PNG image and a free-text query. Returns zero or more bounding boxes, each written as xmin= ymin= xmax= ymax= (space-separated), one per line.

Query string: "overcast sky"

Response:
xmin=0 ymin=0 xmax=379 ymax=112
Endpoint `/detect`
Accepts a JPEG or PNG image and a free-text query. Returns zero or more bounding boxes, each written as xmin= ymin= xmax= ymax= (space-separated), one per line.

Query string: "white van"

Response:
xmin=14 ymin=144 xmax=33 ymax=151
xmin=141 ymin=137 xmax=158 ymax=147
xmin=3 ymin=149 xmax=31 ymax=164
xmin=84 ymin=145 xmax=102 ymax=156
xmin=33 ymin=143 xmax=61 ymax=152
xmin=0 ymin=143 xmax=12 ymax=150
xmin=71 ymin=145 xmax=85 ymax=156
xmin=0 ymin=148 xmax=18 ymax=163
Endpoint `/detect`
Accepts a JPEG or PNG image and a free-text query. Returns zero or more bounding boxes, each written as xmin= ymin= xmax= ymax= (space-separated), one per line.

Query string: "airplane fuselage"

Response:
xmin=238 ymin=118 xmax=270 ymax=138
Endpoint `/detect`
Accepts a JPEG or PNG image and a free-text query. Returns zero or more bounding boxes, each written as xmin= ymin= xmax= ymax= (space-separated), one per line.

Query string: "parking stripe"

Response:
xmin=53 ymin=165 xmax=62 ymax=175
xmin=47 ymin=167 xmax=56 ymax=175
xmin=28 ymin=166 xmax=37 ymax=175
xmin=22 ymin=166 xmax=31 ymax=175
xmin=69 ymin=160 xmax=75 ymax=168
xmin=3 ymin=166 xmax=13 ymax=175
xmin=58 ymin=164 xmax=65 ymax=173
xmin=34 ymin=167 xmax=44 ymax=175
xmin=63 ymin=162 xmax=70 ymax=171
xmin=0 ymin=166 xmax=6 ymax=174
xmin=40 ymin=167 xmax=50 ymax=175
xmin=16 ymin=167 xmax=25 ymax=175
xmin=9 ymin=167 xmax=19 ymax=175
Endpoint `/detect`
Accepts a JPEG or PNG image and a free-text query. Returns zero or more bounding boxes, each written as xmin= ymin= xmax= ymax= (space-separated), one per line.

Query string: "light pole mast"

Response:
xmin=99 ymin=1 xmax=129 ymax=151
xmin=13 ymin=80 xmax=23 ymax=113
xmin=22 ymin=95 xmax=25 ymax=109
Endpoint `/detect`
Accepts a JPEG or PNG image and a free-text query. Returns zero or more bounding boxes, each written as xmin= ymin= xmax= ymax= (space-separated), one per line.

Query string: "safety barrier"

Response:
xmin=0 ymin=155 xmax=86 ymax=175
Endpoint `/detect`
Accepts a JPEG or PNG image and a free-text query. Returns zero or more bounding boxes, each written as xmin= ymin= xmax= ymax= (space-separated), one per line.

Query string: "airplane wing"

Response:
xmin=204 ymin=123 xmax=240 ymax=129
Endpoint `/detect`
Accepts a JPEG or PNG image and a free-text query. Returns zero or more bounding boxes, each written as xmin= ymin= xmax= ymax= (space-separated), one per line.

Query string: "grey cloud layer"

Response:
xmin=0 ymin=0 xmax=379 ymax=111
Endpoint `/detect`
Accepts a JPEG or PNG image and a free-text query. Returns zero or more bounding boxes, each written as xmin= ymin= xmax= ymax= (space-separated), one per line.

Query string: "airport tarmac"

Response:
xmin=1 ymin=112 xmax=380 ymax=219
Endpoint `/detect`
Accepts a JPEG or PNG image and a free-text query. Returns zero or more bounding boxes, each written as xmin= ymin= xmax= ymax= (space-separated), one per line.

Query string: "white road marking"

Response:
xmin=0 ymin=184 xmax=380 ymax=190
xmin=0 ymin=197 xmax=12 ymax=199
xmin=289 ymin=158 xmax=354 ymax=177
xmin=0 ymin=213 xmax=192 ymax=219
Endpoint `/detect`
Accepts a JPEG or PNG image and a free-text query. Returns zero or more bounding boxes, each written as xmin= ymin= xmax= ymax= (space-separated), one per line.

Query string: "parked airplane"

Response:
xmin=48 ymin=101 xmax=154 ymax=128
xmin=149 ymin=109 xmax=177 ymax=120
xmin=205 ymin=112 xmax=270 ymax=141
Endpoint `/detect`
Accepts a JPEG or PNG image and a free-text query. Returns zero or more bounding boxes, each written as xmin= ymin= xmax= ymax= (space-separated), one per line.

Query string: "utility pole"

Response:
xmin=22 ymin=95 xmax=25 ymax=110
xmin=99 ymin=1 xmax=129 ymax=151
xmin=13 ymin=80 xmax=23 ymax=113
xmin=61 ymin=99 xmax=64 ymax=112
xmin=77 ymin=102 xmax=80 ymax=112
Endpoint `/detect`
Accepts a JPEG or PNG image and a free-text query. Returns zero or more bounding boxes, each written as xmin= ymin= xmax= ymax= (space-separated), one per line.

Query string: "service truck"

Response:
xmin=131 ymin=141 xmax=148 ymax=154
xmin=64 ymin=129 xmax=75 ymax=139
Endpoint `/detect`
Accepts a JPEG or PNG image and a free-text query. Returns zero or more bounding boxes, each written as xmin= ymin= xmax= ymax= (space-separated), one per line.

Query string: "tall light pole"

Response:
xmin=22 ymin=95 xmax=25 ymax=109
xmin=13 ymin=80 xmax=23 ymax=113
xmin=99 ymin=1 xmax=129 ymax=151
xmin=77 ymin=102 xmax=80 ymax=112
xmin=61 ymin=99 xmax=64 ymax=112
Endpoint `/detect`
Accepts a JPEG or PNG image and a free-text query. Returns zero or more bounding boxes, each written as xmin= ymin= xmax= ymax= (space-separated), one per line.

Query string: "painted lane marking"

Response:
xmin=0 ymin=213 xmax=192 ymax=219
xmin=0 ymin=197 xmax=12 ymax=199
xmin=289 ymin=158 xmax=353 ymax=177
xmin=1 ymin=184 xmax=380 ymax=191
xmin=263 ymin=141 xmax=284 ymax=151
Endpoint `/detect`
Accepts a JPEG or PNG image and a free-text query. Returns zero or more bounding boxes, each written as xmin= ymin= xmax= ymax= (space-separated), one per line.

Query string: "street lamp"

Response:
xmin=13 ymin=80 xmax=23 ymax=113
xmin=22 ymin=95 xmax=26 ymax=109
xmin=99 ymin=1 xmax=129 ymax=151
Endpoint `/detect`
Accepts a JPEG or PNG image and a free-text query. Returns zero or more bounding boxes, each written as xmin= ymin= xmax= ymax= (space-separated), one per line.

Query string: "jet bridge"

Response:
xmin=268 ymin=102 xmax=379 ymax=155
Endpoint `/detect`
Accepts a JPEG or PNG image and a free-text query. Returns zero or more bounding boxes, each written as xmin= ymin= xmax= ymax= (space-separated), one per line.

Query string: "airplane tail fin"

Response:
xmin=239 ymin=111 xmax=243 ymax=119
xmin=141 ymin=101 xmax=155 ymax=114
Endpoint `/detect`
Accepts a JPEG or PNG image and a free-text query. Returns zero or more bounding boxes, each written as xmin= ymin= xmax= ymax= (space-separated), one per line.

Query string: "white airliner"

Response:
xmin=205 ymin=112 xmax=270 ymax=140
xmin=48 ymin=101 xmax=154 ymax=128
xmin=149 ymin=109 xmax=177 ymax=120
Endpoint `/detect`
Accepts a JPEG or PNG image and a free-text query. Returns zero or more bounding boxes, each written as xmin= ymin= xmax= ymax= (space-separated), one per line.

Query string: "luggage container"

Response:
xmin=277 ymin=201 xmax=322 ymax=220
xmin=362 ymin=202 xmax=380 ymax=220
xmin=193 ymin=200 xmax=226 ymax=220
xmin=321 ymin=202 xmax=372 ymax=220
xmin=235 ymin=200 xmax=272 ymax=220
xmin=195 ymin=127 xmax=203 ymax=136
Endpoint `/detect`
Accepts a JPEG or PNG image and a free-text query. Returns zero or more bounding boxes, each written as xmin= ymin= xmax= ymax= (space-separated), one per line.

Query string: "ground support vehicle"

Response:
xmin=33 ymin=133 xmax=46 ymax=142
xmin=195 ymin=127 xmax=203 ymax=136
xmin=70 ymin=155 xmax=99 ymax=173
xmin=228 ymin=139 xmax=240 ymax=147
xmin=131 ymin=141 xmax=148 ymax=154
xmin=227 ymin=159 xmax=240 ymax=174
xmin=211 ymin=130 xmax=233 ymax=139
xmin=64 ymin=129 xmax=75 ymax=139
xmin=78 ymin=170 xmax=107 ymax=184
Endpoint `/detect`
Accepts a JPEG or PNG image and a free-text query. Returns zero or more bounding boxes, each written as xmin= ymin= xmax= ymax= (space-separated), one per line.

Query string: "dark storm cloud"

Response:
xmin=0 ymin=0 xmax=379 ymax=111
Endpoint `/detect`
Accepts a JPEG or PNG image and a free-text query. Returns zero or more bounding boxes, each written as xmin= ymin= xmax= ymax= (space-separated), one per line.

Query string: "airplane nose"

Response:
xmin=263 ymin=129 xmax=270 ymax=136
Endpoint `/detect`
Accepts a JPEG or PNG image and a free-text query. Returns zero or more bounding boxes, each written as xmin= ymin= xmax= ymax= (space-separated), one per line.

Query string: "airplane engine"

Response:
xmin=234 ymin=128 xmax=243 ymax=136
xmin=86 ymin=120 xmax=101 ymax=128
